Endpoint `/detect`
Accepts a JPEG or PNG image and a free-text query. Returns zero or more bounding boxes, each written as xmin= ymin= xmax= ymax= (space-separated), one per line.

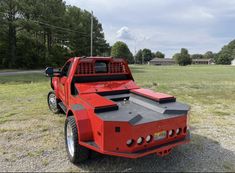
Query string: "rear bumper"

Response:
xmin=80 ymin=131 xmax=190 ymax=159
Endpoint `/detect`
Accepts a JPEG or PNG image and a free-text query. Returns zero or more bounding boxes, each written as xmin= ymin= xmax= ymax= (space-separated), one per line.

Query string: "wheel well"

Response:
xmin=50 ymin=78 xmax=54 ymax=89
xmin=67 ymin=110 xmax=74 ymax=117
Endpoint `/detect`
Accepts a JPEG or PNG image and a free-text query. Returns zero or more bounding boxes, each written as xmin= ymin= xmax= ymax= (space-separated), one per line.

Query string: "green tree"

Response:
xmin=111 ymin=41 xmax=134 ymax=64
xmin=191 ymin=54 xmax=203 ymax=59
xmin=0 ymin=1 xmax=110 ymax=69
xmin=0 ymin=0 xmax=21 ymax=68
xmin=215 ymin=53 xmax=232 ymax=64
xmin=203 ymin=51 xmax=214 ymax=59
xmin=135 ymin=49 xmax=143 ymax=64
xmin=142 ymin=48 xmax=153 ymax=63
xmin=173 ymin=48 xmax=192 ymax=66
xmin=65 ymin=7 xmax=110 ymax=57
xmin=155 ymin=51 xmax=165 ymax=58
xmin=215 ymin=40 xmax=235 ymax=64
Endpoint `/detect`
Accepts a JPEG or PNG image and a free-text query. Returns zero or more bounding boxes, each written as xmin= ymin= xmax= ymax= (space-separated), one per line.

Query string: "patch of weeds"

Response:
xmin=42 ymin=158 xmax=49 ymax=166
xmin=212 ymin=110 xmax=230 ymax=116
xmin=0 ymin=112 xmax=18 ymax=119
xmin=190 ymin=85 xmax=201 ymax=89
xmin=212 ymin=140 xmax=220 ymax=145
xmin=223 ymin=161 xmax=234 ymax=171
xmin=0 ymin=112 xmax=19 ymax=124
xmin=41 ymin=127 xmax=49 ymax=132
xmin=27 ymin=149 xmax=45 ymax=157
xmin=16 ymin=132 xmax=23 ymax=136
xmin=0 ymin=128 xmax=20 ymax=133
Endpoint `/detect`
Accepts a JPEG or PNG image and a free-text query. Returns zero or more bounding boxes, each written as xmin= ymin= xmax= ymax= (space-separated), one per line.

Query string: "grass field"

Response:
xmin=0 ymin=65 xmax=235 ymax=172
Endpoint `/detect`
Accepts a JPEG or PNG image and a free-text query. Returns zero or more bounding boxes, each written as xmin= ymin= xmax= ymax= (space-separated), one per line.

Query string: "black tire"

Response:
xmin=65 ymin=116 xmax=90 ymax=164
xmin=47 ymin=91 xmax=61 ymax=114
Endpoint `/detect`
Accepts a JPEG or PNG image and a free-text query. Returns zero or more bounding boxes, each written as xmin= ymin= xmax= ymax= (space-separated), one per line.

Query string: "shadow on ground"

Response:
xmin=75 ymin=133 xmax=235 ymax=172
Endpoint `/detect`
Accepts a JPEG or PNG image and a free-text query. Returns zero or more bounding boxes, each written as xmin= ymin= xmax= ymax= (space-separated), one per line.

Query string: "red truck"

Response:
xmin=45 ymin=57 xmax=190 ymax=164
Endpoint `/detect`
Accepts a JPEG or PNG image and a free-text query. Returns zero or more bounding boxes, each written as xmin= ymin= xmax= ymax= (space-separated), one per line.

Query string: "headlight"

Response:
xmin=146 ymin=135 xmax=152 ymax=143
xmin=126 ymin=139 xmax=134 ymax=147
xmin=137 ymin=137 xmax=144 ymax=145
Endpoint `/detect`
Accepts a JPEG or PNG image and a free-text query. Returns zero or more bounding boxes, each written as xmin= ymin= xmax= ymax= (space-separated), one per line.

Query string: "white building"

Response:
xmin=232 ymin=59 xmax=235 ymax=66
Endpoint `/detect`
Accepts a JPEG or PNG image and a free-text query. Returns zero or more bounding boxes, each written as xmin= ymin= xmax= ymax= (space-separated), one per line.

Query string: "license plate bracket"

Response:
xmin=154 ymin=131 xmax=166 ymax=141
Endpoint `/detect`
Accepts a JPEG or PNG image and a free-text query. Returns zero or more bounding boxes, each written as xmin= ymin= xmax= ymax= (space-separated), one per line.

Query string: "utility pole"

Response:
xmin=90 ymin=11 xmax=93 ymax=57
xmin=134 ymin=38 xmax=137 ymax=64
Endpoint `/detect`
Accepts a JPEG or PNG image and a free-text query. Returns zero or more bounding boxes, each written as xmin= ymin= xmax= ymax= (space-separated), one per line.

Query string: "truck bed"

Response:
xmin=96 ymin=93 xmax=190 ymax=125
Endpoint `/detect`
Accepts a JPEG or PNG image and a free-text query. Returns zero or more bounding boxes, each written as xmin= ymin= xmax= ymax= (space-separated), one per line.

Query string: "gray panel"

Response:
xmin=96 ymin=94 xmax=190 ymax=125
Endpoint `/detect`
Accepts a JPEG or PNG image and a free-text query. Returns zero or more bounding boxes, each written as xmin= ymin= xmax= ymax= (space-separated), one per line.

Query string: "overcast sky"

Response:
xmin=65 ymin=0 xmax=235 ymax=57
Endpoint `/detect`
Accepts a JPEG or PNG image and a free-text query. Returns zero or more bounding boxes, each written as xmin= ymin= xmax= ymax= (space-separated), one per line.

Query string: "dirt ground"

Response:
xmin=1 ymin=114 xmax=234 ymax=172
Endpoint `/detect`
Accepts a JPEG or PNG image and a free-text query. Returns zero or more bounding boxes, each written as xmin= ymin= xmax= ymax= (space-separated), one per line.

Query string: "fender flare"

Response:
xmin=66 ymin=109 xmax=93 ymax=142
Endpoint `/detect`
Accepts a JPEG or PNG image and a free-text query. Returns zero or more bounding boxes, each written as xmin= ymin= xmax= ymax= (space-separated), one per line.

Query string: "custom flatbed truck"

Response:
xmin=45 ymin=57 xmax=190 ymax=163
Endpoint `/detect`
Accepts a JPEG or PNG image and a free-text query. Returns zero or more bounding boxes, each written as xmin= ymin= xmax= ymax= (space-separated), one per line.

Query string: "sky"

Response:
xmin=65 ymin=0 xmax=235 ymax=58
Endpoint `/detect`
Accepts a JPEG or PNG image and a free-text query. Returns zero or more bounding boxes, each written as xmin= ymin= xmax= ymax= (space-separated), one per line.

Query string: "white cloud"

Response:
xmin=116 ymin=26 xmax=134 ymax=40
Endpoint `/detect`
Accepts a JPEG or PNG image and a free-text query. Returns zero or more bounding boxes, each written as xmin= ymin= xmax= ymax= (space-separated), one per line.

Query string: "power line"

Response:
xmin=35 ymin=21 xmax=90 ymax=36
xmin=0 ymin=11 xmax=90 ymax=36
xmin=0 ymin=10 xmax=109 ymax=45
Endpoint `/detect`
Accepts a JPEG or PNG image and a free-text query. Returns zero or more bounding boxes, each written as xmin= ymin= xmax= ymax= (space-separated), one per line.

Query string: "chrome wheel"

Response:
xmin=65 ymin=116 xmax=90 ymax=163
xmin=67 ymin=123 xmax=75 ymax=157
xmin=49 ymin=93 xmax=57 ymax=111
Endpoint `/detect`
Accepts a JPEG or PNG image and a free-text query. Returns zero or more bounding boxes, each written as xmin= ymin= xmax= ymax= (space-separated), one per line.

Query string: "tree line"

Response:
xmin=1 ymin=1 xmax=234 ymax=69
xmin=0 ymin=0 xmax=110 ymax=69
xmin=111 ymin=40 xmax=235 ymax=66
xmin=110 ymin=41 xmax=165 ymax=64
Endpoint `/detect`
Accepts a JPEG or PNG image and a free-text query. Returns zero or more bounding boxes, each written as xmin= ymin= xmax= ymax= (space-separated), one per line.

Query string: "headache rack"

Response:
xmin=75 ymin=59 xmax=128 ymax=76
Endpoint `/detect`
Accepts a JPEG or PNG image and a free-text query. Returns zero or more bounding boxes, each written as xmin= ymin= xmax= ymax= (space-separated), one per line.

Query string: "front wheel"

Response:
xmin=47 ymin=91 xmax=61 ymax=114
xmin=65 ymin=116 xmax=90 ymax=163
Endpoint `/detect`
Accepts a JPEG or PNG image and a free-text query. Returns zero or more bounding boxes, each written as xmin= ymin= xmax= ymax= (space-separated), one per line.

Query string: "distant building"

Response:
xmin=150 ymin=58 xmax=214 ymax=66
xmin=232 ymin=59 xmax=235 ymax=66
xmin=192 ymin=59 xmax=213 ymax=65
xmin=149 ymin=58 xmax=176 ymax=65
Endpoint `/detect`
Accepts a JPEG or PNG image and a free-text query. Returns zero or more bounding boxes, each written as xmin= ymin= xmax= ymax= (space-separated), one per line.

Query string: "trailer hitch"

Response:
xmin=156 ymin=148 xmax=172 ymax=157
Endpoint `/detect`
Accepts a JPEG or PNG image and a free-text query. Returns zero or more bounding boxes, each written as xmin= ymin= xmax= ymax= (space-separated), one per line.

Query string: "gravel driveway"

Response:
xmin=0 ymin=113 xmax=234 ymax=172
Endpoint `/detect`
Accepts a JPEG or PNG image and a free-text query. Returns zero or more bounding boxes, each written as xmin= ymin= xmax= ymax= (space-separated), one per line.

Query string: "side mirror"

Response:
xmin=45 ymin=67 xmax=54 ymax=77
xmin=45 ymin=67 xmax=62 ymax=77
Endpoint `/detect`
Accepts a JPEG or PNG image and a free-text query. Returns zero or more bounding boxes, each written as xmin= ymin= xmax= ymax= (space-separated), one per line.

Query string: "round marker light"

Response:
xmin=146 ymin=135 xmax=152 ymax=143
xmin=137 ymin=137 xmax=144 ymax=145
xmin=126 ymin=139 xmax=134 ymax=147
xmin=168 ymin=130 xmax=174 ymax=137
xmin=176 ymin=128 xmax=181 ymax=135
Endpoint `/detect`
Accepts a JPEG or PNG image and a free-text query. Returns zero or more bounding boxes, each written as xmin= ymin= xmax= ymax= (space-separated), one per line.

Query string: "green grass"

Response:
xmin=0 ymin=73 xmax=46 ymax=84
xmin=0 ymin=65 xmax=234 ymax=172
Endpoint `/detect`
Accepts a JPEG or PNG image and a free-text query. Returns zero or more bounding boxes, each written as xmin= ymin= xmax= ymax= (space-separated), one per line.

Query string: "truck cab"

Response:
xmin=46 ymin=57 xmax=190 ymax=164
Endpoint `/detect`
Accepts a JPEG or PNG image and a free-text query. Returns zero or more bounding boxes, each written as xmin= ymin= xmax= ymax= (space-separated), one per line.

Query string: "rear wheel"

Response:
xmin=47 ymin=91 xmax=61 ymax=114
xmin=65 ymin=116 xmax=90 ymax=163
